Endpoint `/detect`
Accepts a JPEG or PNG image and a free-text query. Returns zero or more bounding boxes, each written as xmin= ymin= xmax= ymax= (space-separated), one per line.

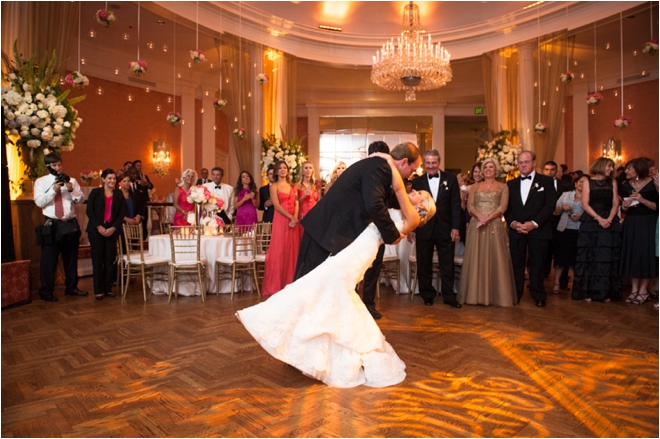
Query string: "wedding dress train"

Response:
xmin=236 ymin=209 xmax=406 ymax=388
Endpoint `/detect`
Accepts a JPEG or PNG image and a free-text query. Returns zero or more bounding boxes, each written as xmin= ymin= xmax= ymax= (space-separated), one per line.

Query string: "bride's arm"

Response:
xmin=370 ymin=152 xmax=420 ymax=235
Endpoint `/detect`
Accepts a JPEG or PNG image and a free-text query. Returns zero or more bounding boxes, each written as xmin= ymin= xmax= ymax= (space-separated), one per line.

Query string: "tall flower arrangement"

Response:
xmin=476 ymin=129 xmax=522 ymax=179
xmin=261 ymin=133 xmax=308 ymax=182
xmin=1 ymin=42 xmax=85 ymax=179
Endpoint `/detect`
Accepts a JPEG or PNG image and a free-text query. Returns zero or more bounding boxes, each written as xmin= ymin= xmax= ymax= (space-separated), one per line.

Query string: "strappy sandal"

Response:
xmin=626 ymin=291 xmax=638 ymax=303
xmin=553 ymin=284 xmax=560 ymax=294
xmin=631 ymin=292 xmax=650 ymax=305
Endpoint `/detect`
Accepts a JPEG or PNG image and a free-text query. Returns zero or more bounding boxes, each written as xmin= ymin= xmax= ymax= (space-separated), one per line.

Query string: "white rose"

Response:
xmin=20 ymin=130 xmax=29 ymax=137
xmin=9 ymin=128 xmax=19 ymax=136
xmin=43 ymin=148 xmax=51 ymax=155
xmin=55 ymin=117 xmax=64 ymax=125
xmin=63 ymin=121 xmax=71 ymax=128
xmin=27 ymin=139 xmax=41 ymax=148
xmin=502 ymin=145 xmax=510 ymax=153
xmin=37 ymin=109 xmax=49 ymax=119
xmin=3 ymin=90 xmax=24 ymax=106
xmin=53 ymin=124 xmax=63 ymax=134
xmin=503 ymin=164 xmax=511 ymax=173
xmin=53 ymin=105 xmax=67 ymax=119
xmin=35 ymin=120 xmax=46 ymax=129
xmin=8 ymin=73 xmax=16 ymax=80
xmin=35 ymin=93 xmax=45 ymax=101
xmin=5 ymin=112 xmax=15 ymax=120
xmin=48 ymin=136 xmax=63 ymax=147
xmin=41 ymin=128 xmax=53 ymax=141
xmin=30 ymin=127 xmax=41 ymax=136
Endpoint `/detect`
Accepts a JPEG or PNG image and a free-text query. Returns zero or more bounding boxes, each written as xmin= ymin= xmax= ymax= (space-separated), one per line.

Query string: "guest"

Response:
xmin=572 ymin=170 xmax=584 ymax=183
xmin=471 ymin=162 xmax=483 ymax=184
xmin=258 ymin=166 xmax=275 ymax=223
xmin=204 ymin=167 xmax=234 ymax=225
xmin=542 ymin=160 xmax=573 ymax=283
xmin=123 ymin=161 xmax=133 ymax=172
xmin=173 ymin=169 xmax=197 ymax=226
xmin=86 ymin=169 xmax=127 ymax=300
xmin=262 ymin=160 xmax=301 ymax=296
xmin=455 ymin=172 xmax=470 ymax=252
xmin=560 ymin=164 xmax=573 ymax=183
xmin=132 ymin=160 xmax=153 ymax=190
xmin=552 ymin=175 xmax=586 ymax=294
xmin=504 ymin=150 xmax=556 ymax=307
xmin=126 ymin=166 xmax=149 ymax=238
xmin=118 ymin=172 xmax=146 ymax=228
xmin=458 ymin=158 xmax=516 ymax=306
xmin=34 ymin=153 xmax=87 ymax=302
xmin=298 ymin=161 xmax=322 ymax=223
xmin=324 ymin=161 xmax=347 ymax=194
xmin=411 ymin=149 xmax=462 ymax=308
xmin=572 ymin=158 xmax=622 ymax=302
xmin=620 ymin=158 xmax=659 ymax=305
xmin=233 ymin=171 xmax=260 ymax=226
xmin=196 ymin=168 xmax=210 ymax=185
xmin=405 ymin=179 xmax=413 ymax=194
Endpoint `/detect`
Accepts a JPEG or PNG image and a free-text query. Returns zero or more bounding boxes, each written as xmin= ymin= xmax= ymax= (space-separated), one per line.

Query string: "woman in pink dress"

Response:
xmin=172 ymin=169 xmax=197 ymax=226
xmin=297 ymin=161 xmax=321 ymax=236
xmin=233 ymin=171 xmax=260 ymax=226
xmin=262 ymin=160 xmax=301 ymax=296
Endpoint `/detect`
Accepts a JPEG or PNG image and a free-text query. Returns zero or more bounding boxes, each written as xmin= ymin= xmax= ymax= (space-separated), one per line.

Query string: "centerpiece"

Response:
xmin=1 ymin=41 xmax=85 ymax=180
xmin=476 ymin=129 xmax=522 ymax=180
xmin=186 ymin=185 xmax=225 ymax=226
xmin=261 ymin=132 xmax=308 ymax=182
xmin=80 ymin=169 xmax=99 ymax=186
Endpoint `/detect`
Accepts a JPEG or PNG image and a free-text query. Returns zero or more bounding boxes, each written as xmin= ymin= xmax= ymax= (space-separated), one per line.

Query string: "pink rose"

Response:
xmin=138 ymin=60 xmax=148 ymax=68
xmin=65 ymin=74 xmax=73 ymax=85
xmin=97 ymin=9 xmax=108 ymax=20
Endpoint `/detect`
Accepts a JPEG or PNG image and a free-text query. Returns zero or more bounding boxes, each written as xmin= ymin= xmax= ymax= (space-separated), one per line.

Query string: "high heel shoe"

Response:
xmin=552 ymin=284 xmax=560 ymax=294
xmin=626 ymin=291 xmax=638 ymax=303
xmin=631 ymin=292 xmax=649 ymax=305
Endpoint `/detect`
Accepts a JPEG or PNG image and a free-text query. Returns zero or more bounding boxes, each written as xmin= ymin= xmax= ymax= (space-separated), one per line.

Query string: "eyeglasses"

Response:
xmin=518 ymin=160 xmax=533 ymax=165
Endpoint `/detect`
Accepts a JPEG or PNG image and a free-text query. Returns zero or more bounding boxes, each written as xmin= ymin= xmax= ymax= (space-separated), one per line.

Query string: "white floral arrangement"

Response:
xmin=534 ymin=122 xmax=547 ymax=134
xmin=166 ymin=112 xmax=181 ymax=127
xmin=586 ymin=92 xmax=603 ymax=105
xmin=95 ymin=9 xmax=117 ymax=28
xmin=257 ymin=73 xmax=269 ymax=84
xmin=475 ymin=129 xmax=522 ymax=179
xmin=79 ymin=169 xmax=99 ymax=186
xmin=65 ymin=71 xmax=89 ymax=89
xmin=233 ymin=127 xmax=246 ymax=140
xmin=213 ymin=98 xmax=227 ymax=110
xmin=559 ymin=70 xmax=574 ymax=83
xmin=261 ymin=133 xmax=308 ymax=182
xmin=128 ymin=60 xmax=148 ymax=77
xmin=200 ymin=215 xmax=225 ymax=228
xmin=1 ymin=41 xmax=85 ymax=179
xmin=190 ymin=50 xmax=206 ymax=64
xmin=187 ymin=185 xmax=224 ymax=210
xmin=643 ymin=40 xmax=658 ymax=55
xmin=614 ymin=116 xmax=632 ymax=130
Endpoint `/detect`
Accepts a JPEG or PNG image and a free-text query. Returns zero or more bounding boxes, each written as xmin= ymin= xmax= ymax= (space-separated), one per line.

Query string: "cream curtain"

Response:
xmin=533 ymin=31 xmax=569 ymax=166
xmin=263 ymin=51 xmax=297 ymax=140
xmin=482 ymin=47 xmax=518 ymax=140
xmin=218 ymin=34 xmax=255 ymax=173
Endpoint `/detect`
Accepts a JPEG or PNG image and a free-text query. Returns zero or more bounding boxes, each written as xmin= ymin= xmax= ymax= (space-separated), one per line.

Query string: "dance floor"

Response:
xmin=2 ymin=276 xmax=658 ymax=437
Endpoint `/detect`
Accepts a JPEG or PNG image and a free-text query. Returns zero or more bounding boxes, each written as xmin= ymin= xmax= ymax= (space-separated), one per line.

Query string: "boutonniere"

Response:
xmin=534 ymin=183 xmax=539 ymax=189
xmin=441 ymin=180 xmax=448 ymax=188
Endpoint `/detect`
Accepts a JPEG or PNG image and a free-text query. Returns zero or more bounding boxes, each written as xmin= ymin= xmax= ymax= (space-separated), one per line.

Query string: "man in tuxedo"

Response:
xmin=204 ymin=167 xmax=233 ymax=225
xmin=196 ymin=168 xmax=210 ymax=185
xmin=127 ymin=166 xmax=149 ymax=238
xmin=504 ymin=151 xmax=556 ymax=307
xmin=411 ymin=150 xmax=462 ymax=308
xmin=294 ymin=142 xmax=421 ymax=320
xmin=542 ymin=160 xmax=573 ymax=285
xmin=132 ymin=160 xmax=153 ymax=190
xmin=258 ymin=166 xmax=275 ymax=223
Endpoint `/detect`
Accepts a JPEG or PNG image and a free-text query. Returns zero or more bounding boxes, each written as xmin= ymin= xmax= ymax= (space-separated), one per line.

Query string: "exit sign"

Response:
xmin=474 ymin=107 xmax=483 ymax=114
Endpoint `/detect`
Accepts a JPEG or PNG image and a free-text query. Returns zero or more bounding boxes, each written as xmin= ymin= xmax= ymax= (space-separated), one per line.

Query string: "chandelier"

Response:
xmin=371 ymin=1 xmax=452 ymax=101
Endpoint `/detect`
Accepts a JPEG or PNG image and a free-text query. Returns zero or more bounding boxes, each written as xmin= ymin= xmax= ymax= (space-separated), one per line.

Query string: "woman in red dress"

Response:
xmin=172 ymin=169 xmax=197 ymax=226
xmin=297 ymin=161 xmax=321 ymax=236
xmin=262 ymin=160 xmax=301 ymax=296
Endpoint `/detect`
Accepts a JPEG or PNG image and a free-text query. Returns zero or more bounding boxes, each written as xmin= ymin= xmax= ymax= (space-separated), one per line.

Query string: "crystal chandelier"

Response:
xmin=371 ymin=1 xmax=452 ymax=101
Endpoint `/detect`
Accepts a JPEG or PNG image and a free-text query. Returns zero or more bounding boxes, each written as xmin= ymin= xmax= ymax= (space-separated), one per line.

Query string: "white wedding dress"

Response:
xmin=236 ymin=209 xmax=406 ymax=388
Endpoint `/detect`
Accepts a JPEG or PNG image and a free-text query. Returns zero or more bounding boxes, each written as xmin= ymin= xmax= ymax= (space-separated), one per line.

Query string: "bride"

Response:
xmin=236 ymin=153 xmax=436 ymax=388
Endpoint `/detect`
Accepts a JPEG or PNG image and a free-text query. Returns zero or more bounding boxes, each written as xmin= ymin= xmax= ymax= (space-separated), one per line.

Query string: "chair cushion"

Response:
xmin=123 ymin=254 xmax=169 ymax=265
xmin=382 ymin=254 xmax=399 ymax=262
xmin=254 ymin=254 xmax=266 ymax=262
xmin=170 ymin=258 xmax=207 ymax=266
xmin=454 ymin=256 xmax=464 ymax=266
xmin=216 ymin=255 xmax=254 ymax=264
xmin=121 ymin=252 xmax=143 ymax=262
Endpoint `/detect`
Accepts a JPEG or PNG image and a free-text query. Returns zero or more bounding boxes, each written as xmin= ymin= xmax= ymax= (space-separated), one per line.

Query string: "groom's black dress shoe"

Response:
xmin=444 ymin=300 xmax=462 ymax=309
xmin=536 ymin=300 xmax=546 ymax=307
xmin=423 ymin=299 xmax=434 ymax=306
xmin=366 ymin=305 xmax=382 ymax=320
xmin=65 ymin=289 xmax=88 ymax=296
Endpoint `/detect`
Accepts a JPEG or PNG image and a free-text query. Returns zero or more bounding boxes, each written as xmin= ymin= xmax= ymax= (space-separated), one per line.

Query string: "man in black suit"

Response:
xmin=258 ymin=166 xmax=275 ymax=223
xmin=542 ymin=160 xmax=573 ymax=285
xmin=127 ymin=166 xmax=149 ymax=238
xmin=411 ymin=150 xmax=462 ymax=308
xmin=504 ymin=151 xmax=557 ymax=307
xmin=133 ymin=160 xmax=153 ymax=190
xmin=294 ymin=142 xmax=421 ymax=320
xmin=196 ymin=168 xmax=210 ymax=185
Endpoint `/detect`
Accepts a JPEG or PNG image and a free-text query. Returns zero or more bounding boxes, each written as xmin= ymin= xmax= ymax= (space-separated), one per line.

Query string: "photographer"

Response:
xmin=34 ymin=153 xmax=87 ymax=302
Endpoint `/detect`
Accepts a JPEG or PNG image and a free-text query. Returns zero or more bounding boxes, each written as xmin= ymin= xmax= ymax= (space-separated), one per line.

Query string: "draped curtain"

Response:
xmin=482 ymin=47 xmax=519 ymax=141
xmin=533 ymin=31 xmax=570 ymax=166
xmin=263 ymin=51 xmax=297 ymax=140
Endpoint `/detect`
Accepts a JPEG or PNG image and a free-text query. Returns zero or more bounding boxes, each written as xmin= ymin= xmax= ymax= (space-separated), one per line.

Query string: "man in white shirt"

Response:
xmin=204 ymin=166 xmax=233 ymax=225
xmin=33 ymin=153 xmax=87 ymax=302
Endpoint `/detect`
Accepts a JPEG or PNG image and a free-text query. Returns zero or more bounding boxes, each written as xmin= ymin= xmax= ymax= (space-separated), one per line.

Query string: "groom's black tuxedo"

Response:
xmin=294 ymin=157 xmax=400 ymax=280
xmin=504 ymin=172 xmax=556 ymax=302
xmin=411 ymin=171 xmax=462 ymax=303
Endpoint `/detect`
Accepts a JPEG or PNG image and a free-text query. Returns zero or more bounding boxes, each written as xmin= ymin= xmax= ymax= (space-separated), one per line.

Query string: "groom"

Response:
xmin=294 ymin=142 xmax=422 ymax=315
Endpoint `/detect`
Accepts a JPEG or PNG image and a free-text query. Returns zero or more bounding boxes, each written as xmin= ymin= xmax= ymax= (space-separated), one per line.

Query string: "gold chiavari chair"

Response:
xmin=215 ymin=224 xmax=259 ymax=299
xmin=168 ymin=225 xmax=207 ymax=302
xmin=253 ymin=222 xmax=273 ymax=286
xmin=377 ymin=251 xmax=400 ymax=298
xmin=122 ymin=224 xmax=169 ymax=301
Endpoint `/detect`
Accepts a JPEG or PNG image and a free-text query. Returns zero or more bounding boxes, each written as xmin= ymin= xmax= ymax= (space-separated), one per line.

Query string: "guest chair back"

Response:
xmin=122 ymin=224 xmax=169 ymax=301
xmin=215 ymin=224 xmax=259 ymax=299
xmin=168 ymin=225 xmax=207 ymax=302
xmin=377 ymin=250 xmax=400 ymax=298
xmin=254 ymin=222 xmax=273 ymax=285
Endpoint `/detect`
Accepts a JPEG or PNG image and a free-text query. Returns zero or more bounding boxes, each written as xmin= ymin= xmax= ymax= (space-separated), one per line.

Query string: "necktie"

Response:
xmin=428 ymin=174 xmax=439 ymax=179
xmin=215 ymin=185 xmax=221 ymax=190
xmin=521 ymin=175 xmax=532 ymax=181
xmin=54 ymin=190 xmax=64 ymax=219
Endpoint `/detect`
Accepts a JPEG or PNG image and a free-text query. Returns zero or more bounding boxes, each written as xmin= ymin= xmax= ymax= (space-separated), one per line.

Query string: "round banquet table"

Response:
xmin=148 ymin=234 xmax=254 ymax=296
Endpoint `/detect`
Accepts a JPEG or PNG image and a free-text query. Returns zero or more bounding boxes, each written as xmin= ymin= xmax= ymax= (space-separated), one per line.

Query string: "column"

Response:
xmin=180 ymin=84 xmax=197 ymax=174
xmin=307 ymin=105 xmax=320 ymax=172
xmin=572 ymin=81 xmax=590 ymax=171
xmin=201 ymin=92 xmax=215 ymax=170
xmin=517 ymin=42 xmax=535 ymax=152
xmin=432 ymin=105 xmax=446 ymax=170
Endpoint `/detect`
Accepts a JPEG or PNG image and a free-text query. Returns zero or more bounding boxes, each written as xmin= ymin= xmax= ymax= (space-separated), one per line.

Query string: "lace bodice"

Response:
xmin=467 ymin=183 xmax=508 ymax=217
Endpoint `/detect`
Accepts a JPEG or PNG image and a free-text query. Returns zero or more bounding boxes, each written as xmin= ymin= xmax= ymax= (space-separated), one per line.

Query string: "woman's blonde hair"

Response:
xmin=415 ymin=190 xmax=436 ymax=227
xmin=178 ymin=168 xmax=198 ymax=187
xmin=481 ymin=157 xmax=501 ymax=178
xmin=330 ymin=161 xmax=347 ymax=182
xmin=589 ymin=157 xmax=613 ymax=178
xmin=298 ymin=160 xmax=316 ymax=186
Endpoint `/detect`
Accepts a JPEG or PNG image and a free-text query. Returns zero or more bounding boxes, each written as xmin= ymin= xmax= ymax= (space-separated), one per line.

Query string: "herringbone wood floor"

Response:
xmin=2 ymin=275 xmax=658 ymax=438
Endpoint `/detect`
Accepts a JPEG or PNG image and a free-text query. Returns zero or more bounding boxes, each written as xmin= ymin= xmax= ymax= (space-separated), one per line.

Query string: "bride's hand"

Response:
xmin=369 ymin=151 xmax=395 ymax=167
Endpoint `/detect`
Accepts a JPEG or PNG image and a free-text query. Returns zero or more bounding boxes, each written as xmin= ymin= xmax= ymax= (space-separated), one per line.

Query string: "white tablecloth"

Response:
xmin=148 ymin=234 xmax=253 ymax=296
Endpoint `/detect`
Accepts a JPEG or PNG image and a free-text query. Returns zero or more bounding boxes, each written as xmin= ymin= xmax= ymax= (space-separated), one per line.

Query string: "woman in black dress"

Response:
xmin=619 ymin=158 xmax=659 ymax=305
xmin=86 ymin=169 xmax=127 ymax=300
xmin=572 ymin=158 xmax=622 ymax=302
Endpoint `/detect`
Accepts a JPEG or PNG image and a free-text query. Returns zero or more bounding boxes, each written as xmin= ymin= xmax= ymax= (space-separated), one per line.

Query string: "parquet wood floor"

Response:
xmin=2 ymin=275 xmax=658 ymax=438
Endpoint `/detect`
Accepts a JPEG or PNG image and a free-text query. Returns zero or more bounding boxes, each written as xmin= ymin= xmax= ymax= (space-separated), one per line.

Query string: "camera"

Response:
xmin=55 ymin=173 xmax=71 ymax=184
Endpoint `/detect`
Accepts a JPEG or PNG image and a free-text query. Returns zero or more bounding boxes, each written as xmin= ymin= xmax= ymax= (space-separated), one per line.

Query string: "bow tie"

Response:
xmin=215 ymin=185 xmax=221 ymax=190
xmin=521 ymin=175 xmax=532 ymax=181
xmin=428 ymin=174 xmax=439 ymax=179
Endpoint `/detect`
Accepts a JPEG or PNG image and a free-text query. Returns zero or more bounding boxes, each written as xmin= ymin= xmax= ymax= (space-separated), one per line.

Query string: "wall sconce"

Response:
xmin=152 ymin=139 xmax=171 ymax=177
xmin=602 ymin=137 xmax=623 ymax=166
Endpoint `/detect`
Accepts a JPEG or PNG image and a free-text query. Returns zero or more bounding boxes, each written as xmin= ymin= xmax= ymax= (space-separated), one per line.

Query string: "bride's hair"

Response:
xmin=415 ymin=190 xmax=436 ymax=227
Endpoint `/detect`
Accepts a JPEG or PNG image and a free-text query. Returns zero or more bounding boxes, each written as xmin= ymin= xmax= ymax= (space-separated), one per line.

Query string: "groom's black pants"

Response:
xmin=294 ymin=231 xmax=331 ymax=281
xmin=361 ymin=243 xmax=385 ymax=306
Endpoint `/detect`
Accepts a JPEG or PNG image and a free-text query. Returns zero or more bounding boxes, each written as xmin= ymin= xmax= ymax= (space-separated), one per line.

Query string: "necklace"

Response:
xmin=631 ymin=178 xmax=648 ymax=191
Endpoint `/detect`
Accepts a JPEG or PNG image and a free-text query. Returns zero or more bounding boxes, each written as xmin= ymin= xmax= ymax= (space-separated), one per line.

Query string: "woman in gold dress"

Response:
xmin=458 ymin=158 xmax=517 ymax=306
